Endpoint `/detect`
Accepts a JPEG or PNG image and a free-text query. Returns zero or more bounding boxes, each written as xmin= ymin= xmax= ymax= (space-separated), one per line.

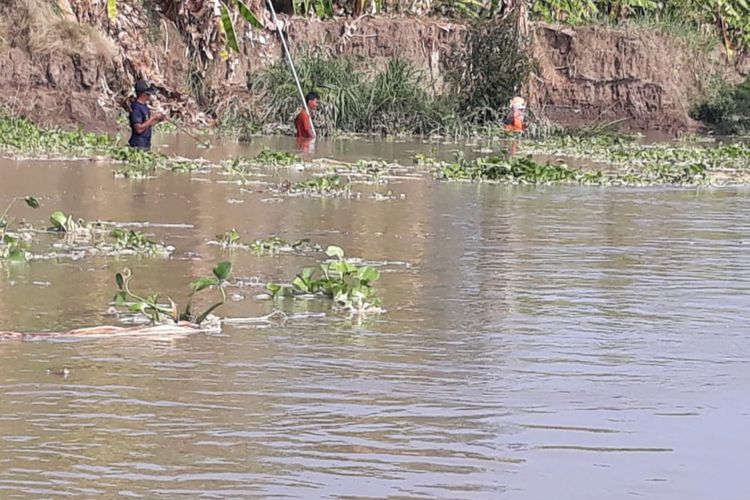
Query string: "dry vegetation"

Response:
xmin=0 ymin=0 xmax=116 ymax=58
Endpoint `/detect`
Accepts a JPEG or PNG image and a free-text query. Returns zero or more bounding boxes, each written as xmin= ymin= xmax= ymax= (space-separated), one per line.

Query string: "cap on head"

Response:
xmin=510 ymin=96 xmax=526 ymax=110
xmin=135 ymin=80 xmax=156 ymax=96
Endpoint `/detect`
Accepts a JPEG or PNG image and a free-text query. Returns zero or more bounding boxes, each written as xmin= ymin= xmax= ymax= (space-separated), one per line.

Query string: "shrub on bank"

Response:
xmin=692 ymin=77 xmax=750 ymax=135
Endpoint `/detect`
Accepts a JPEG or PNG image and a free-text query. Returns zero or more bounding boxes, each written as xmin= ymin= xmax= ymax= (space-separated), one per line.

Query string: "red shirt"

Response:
xmin=295 ymin=110 xmax=314 ymax=138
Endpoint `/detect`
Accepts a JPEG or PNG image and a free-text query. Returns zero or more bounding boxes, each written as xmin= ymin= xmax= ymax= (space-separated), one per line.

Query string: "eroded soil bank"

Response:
xmin=1 ymin=1 xmax=747 ymax=133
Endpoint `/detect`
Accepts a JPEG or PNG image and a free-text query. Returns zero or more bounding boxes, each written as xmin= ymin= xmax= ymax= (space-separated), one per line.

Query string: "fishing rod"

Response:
xmin=266 ymin=0 xmax=315 ymax=138
xmin=167 ymin=118 xmax=211 ymax=148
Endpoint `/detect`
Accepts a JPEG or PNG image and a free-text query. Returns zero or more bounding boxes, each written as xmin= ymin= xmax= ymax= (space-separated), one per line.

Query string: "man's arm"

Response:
xmin=301 ymin=111 xmax=316 ymax=139
xmin=132 ymin=112 xmax=166 ymax=134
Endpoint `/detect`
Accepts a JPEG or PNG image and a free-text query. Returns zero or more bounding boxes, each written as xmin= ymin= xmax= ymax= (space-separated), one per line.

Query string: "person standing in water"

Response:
xmin=504 ymin=96 xmax=527 ymax=133
xmin=128 ymin=79 xmax=166 ymax=151
xmin=295 ymin=92 xmax=319 ymax=139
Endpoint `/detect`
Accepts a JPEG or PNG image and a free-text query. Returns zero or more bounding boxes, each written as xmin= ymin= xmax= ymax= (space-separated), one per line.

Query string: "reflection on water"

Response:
xmin=1 ymin=136 xmax=749 ymax=498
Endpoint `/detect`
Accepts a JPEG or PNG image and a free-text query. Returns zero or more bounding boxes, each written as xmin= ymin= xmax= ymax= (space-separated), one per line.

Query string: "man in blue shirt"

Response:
xmin=128 ymin=80 xmax=166 ymax=150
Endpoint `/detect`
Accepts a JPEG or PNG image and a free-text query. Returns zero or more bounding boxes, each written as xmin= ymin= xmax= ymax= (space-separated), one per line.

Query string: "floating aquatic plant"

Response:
xmin=0 ymin=116 xmax=114 ymax=154
xmin=349 ymin=160 xmax=392 ymax=184
xmin=280 ymin=175 xmax=352 ymax=197
xmin=522 ymin=136 xmax=750 ymax=175
xmin=250 ymin=147 xmax=301 ymax=166
xmin=221 ymin=159 xmax=251 ymax=182
xmin=250 ymin=236 xmax=321 ymax=256
xmin=267 ymin=245 xmax=382 ymax=314
xmin=113 ymin=261 xmax=232 ymax=325
xmin=49 ymin=210 xmax=82 ymax=233
xmin=0 ymin=196 xmax=39 ymax=263
xmin=216 ymin=228 xmax=242 ymax=248
xmin=110 ymin=147 xmax=205 ymax=178
xmin=428 ymin=152 xmax=712 ymax=186
xmin=108 ymin=229 xmax=172 ymax=256
xmin=212 ymin=231 xmax=322 ymax=255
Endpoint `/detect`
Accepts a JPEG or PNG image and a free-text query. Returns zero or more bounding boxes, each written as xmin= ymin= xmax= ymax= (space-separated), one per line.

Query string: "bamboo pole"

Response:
xmin=266 ymin=0 xmax=315 ymax=138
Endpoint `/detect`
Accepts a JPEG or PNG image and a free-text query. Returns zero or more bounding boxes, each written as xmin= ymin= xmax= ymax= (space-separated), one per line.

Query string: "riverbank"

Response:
xmin=1 ymin=1 xmax=748 ymax=135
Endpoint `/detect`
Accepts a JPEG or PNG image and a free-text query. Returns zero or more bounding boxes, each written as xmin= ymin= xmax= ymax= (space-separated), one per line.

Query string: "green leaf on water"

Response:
xmin=49 ymin=211 xmax=67 ymax=231
xmin=113 ymin=291 xmax=127 ymax=305
xmin=115 ymin=272 xmax=124 ymax=290
xmin=292 ymin=276 xmax=308 ymax=293
xmin=191 ymin=276 xmax=219 ymax=292
xmin=129 ymin=302 xmax=147 ymax=313
xmin=357 ymin=266 xmax=380 ymax=283
xmin=24 ymin=196 xmax=40 ymax=209
xmin=7 ymin=249 xmax=26 ymax=262
xmin=325 ymin=245 xmax=344 ymax=260
xmin=213 ymin=261 xmax=232 ymax=281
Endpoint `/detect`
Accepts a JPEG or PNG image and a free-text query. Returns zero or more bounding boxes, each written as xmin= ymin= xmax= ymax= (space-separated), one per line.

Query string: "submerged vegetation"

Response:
xmin=113 ymin=262 xmax=232 ymax=325
xmin=267 ymin=245 xmax=382 ymax=314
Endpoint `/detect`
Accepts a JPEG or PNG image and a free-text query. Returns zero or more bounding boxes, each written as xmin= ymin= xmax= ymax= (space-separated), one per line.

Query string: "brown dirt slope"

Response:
xmin=530 ymin=23 xmax=747 ymax=131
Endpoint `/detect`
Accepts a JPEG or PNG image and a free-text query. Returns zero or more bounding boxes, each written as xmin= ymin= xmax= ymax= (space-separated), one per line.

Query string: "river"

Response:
xmin=0 ymin=135 xmax=749 ymax=498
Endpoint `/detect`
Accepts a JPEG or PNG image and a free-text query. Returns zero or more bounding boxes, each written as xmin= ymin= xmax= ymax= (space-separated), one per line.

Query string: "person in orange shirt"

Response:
xmin=295 ymin=92 xmax=319 ymax=139
xmin=504 ymin=96 xmax=527 ymax=132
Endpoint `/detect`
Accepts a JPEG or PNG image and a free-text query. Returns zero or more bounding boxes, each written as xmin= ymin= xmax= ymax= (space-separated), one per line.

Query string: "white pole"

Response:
xmin=266 ymin=0 xmax=315 ymax=138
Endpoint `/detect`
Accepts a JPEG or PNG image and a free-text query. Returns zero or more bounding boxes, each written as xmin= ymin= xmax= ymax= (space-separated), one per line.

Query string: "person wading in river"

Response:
xmin=295 ymin=92 xmax=319 ymax=140
xmin=504 ymin=96 xmax=527 ymax=133
xmin=128 ymin=80 xmax=166 ymax=151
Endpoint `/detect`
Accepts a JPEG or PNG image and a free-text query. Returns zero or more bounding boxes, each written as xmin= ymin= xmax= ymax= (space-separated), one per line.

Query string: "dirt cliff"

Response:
xmin=0 ymin=1 xmax=745 ymax=133
xmin=530 ymin=23 xmax=746 ymax=131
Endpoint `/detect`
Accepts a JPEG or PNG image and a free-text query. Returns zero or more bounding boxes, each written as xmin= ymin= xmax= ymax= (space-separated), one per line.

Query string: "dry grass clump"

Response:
xmin=0 ymin=0 xmax=116 ymax=59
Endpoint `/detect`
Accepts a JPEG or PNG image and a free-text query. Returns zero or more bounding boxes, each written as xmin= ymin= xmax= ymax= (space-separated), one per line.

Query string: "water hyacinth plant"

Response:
xmin=284 ymin=175 xmax=352 ymax=197
xmin=110 ymin=147 xmax=205 ymax=179
xmin=49 ymin=210 xmax=81 ymax=233
xmin=250 ymin=148 xmax=302 ymax=166
xmin=216 ymin=228 xmax=242 ymax=248
xmin=267 ymin=245 xmax=382 ymax=314
xmin=113 ymin=262 xmax=232 ymax=325
xmin=426 ymin=152 xmax=712 ymax=186
xmin=250 ymin=236 xmax=321 ymax=255
xmin=0 ymin=116 xmax=114 ymax=153
xmin=109 ymin=229 xmax=173 ymax=256
xmin=0 ymin=195 xmax=39 ymax=262
xmin=212 ymin=230 xmax=322 ymax=255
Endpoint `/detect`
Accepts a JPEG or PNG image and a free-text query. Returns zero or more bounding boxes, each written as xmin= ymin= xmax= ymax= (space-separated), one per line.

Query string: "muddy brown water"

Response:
xmin=1 ymin=135 xmax=749 ymax=498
